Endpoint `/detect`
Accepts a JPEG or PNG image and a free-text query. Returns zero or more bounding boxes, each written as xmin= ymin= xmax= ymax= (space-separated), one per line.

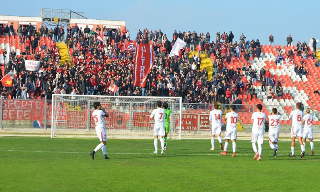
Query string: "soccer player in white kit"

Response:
xmin=288 ymin=102 xmax=305 ymax=158
xmin=220 ymin=105 xmax=238 ymax=157
xmin=90 ymin=102 xmax=110 ymax=160
xmin=251 ymin=104 xmax=266 ymax=161
xmin=209 ymin=103 xmax=223 ymax=151
xmin=302 ymin=108 xmax=314 ymax=156
xmin=268 ymin=108 xmax=281 ymax=157
xmin=150 ymin=101 xmax=166 ymax=155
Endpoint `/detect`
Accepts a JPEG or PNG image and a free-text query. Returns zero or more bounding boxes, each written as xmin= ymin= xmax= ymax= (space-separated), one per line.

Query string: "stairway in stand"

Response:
xmin=189 ymin=51 xmax=213 ymax=81
xmin=56 ymin=42 xmax=71 ymax=66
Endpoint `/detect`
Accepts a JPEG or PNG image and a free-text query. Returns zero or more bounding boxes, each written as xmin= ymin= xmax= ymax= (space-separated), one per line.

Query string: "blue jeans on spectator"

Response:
xmin=17 ymin=89 xmax=22 ymax=99
xmin=60 ymin=35 xmax=64 ymax=42
xmin=86 ymin=87 xmax=90 ymax=95
xmin=252 ymin=78 xmax=257 ymax=84
xmin=142 ymin=88 xmax=146 ymax=96
xmin=266 ymin=77 xmax=270 ymax=86
xmin=54 ymin=34 xmax=58 ymax=42
xmin=90 ymin=87 xmax=95 ymax=95
xmin=21 ymin=91 xmax=27 ymax=99
xmin=277 ymin=93 xmax=282 ymax=99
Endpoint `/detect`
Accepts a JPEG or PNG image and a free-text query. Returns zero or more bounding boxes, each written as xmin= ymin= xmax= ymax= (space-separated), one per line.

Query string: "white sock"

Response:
xmin=154 ymin=138 xmax=158 ymax=152
xmin=310 ymin=142 xmax=314 ymax=150
xmin=258 ymin=144 xmax=262 ymax=156
xmin=232 ymin=142 xmax=236 ymax=153
xmin=291 ymin=147 xmax=295 ymax=155
xmin=274 ymin=144 xmax=278 ymax=150
xmin=94 ymin=143 xmax=104 ymax=152
xmin=224 ymin=141 xmax=229 ymax=151
xmin=218 ymin=137 xmax=222 ymax=144
xmin=160 ymin=137 xmax=165 ymax=151
xmin=269 ymin=143 xmax=274 ymax=150
xmin=102 ymin=145 xmax=106 ymax=155
xmin=301 ymin=145 xmax=305 ymax=152
xmin=252 ymin=143 xmax=257 ymax=153
xmin=211 ymin=137 xmax=215 ymax=149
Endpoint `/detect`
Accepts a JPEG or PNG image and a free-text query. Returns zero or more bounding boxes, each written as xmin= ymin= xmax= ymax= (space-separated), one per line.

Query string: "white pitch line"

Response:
xmin=0 ymin=149 xmax=317 ymax=157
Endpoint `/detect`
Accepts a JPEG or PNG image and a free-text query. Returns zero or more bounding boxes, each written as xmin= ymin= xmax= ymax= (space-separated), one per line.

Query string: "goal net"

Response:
xmin=51 ymin=95 xmax=182 ymax=139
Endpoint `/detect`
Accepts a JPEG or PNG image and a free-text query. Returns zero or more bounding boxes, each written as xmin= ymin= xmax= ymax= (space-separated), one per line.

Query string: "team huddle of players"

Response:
xmin=209 ymin=102 xmax=314 ymax=160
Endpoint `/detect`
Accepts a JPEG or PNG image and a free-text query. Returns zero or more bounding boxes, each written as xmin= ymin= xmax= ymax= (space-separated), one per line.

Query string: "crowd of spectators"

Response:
xmin=0 ymin=23 xmax=317 ymax=108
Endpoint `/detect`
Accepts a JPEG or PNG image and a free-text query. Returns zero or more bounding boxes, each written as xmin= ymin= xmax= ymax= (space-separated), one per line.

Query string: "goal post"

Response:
xmin=51 ymin=94 xmax=182 ymax=139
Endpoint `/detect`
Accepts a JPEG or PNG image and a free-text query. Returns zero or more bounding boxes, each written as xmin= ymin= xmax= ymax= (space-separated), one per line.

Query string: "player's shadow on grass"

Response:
xmin=268 ymin=156 xmax=318 ymax=161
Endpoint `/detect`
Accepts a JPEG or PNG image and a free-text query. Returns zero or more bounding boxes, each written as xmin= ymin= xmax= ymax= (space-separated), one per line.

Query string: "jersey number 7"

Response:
xmin=159 ymin=113 xmax=163 ymax=119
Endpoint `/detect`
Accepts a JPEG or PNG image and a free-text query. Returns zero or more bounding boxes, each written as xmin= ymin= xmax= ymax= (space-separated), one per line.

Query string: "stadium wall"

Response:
xmin=69 ymin=18 xmax=126 ymax=31
xmin=0 ymin=15 xmax=42 ymax=31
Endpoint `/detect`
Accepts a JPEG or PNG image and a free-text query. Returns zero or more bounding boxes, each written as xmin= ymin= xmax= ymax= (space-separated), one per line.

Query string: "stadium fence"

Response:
xmin=0 ymin=97 xmax=319 ymax=139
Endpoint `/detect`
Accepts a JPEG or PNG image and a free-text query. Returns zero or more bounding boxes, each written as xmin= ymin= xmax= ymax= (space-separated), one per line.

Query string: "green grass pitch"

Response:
xmin=0 ymin=137 xmax=319 ymax=191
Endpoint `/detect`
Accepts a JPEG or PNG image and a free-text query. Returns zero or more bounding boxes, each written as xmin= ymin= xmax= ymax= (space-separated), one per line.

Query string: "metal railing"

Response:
xmin=0 ymin=99 xmax=319 ymax=135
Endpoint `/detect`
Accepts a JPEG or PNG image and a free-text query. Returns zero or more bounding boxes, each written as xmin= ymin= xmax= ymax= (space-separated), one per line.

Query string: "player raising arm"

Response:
xmin=90 ymin=102 xmax=110 ymax=160
xmin=150 ymin=101 xmax=166 ymax=155
xmin=288 ymin=102 xmax=305 ymax=158
xmin=302 ymin=108 xmax=314 ymax=156
xmin=220 ymin=105 xmax=238 ymax=157
xmin=251 ymin=104 xmax=266 ymax=161
xmin=268 ymin=108 xmax=281 ymax=157
xmin=209 ymin=103 xmax=223 ymax=151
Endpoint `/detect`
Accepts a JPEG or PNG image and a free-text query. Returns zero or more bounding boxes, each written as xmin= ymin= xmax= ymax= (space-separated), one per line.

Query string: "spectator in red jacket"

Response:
xmin=90 ymin=75 xmax=98 ymax=95
xmin=225 ymin=87 xmax=231 ymax=103
xmin=265 ymin=69 xmax=271 ymax=86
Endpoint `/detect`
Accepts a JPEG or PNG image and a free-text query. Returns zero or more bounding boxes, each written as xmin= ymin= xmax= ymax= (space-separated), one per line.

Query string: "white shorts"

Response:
xmin=269 ymin=131 xmax=279 ymax=143
xmin=291 ymin=125 xmax=302 ymax=138
xmin=225 ymin=130 xmax=237 ymax=140
xmin=96 ymin=131 xmax=107 ymax=142
xmin=303 ymin=129 xmax=313 ymax=139
xmin=211 ymin=125 xmax=222 ymax=135
xmin=252 ymin=132 xmax=264 ymax=145
xmin=154 ymin=126 xmax=165 ymax=137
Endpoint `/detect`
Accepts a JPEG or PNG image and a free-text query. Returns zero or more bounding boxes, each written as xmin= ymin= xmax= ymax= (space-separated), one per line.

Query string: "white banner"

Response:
xmin=169 ymin=38 xmax=186 ymax=57
xmin=25 ymin=60 xmax=40 ymax=71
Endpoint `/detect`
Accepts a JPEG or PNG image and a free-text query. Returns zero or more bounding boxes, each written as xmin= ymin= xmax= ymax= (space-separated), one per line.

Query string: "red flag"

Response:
xmin=108 ymin=84 xmax=118 ymax=93
xmin=1 ymin=74 xmax=12 ymax=87
xmin=123 ymin=41 xmax=136 ymax=51
xmin=134 ymin=44 xmax=153 ymax=87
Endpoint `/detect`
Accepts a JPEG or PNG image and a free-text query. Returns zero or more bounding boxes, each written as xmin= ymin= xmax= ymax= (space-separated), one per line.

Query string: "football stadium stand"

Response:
xmin=0 ymin=15 xmax=318 ymax=130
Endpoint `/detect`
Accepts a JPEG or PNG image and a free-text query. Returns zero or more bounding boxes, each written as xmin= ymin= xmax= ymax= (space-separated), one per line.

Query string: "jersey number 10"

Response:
xmin=231 ymin=117 xmax=237 ymax=124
